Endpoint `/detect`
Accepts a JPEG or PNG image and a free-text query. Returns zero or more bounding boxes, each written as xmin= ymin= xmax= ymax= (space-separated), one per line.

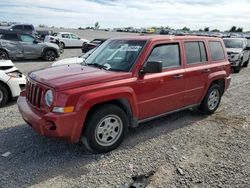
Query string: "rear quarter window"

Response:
xmin=184 ymin=41 xmax=207 ymax=64
xmin=209 ymin=41 xmax=225 ymax=61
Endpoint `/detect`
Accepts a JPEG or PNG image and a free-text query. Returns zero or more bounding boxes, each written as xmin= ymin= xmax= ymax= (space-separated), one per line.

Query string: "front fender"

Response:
xmin=71 ymin=86 xmax=138 ymax=142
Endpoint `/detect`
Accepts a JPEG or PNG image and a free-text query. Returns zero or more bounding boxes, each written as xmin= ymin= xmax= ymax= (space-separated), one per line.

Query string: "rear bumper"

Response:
xmin=17 ymin=95 xmax=82 ymax=143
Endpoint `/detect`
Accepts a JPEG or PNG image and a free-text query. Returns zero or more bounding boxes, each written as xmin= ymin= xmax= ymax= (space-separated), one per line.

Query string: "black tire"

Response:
xmin=59 ymin=42 xmax=64 ymax=54
xmin=243 ymin=58 xmax=249 ymax=68
xmin=0 ymin=84 xmax=9 ymax=107
xmin=0 ymin=50 xmax=9 ymax=60
xmin=233 ymin=66 xmax=241 ymax=73
xmin=81 ymin=104 xmax=129 ymax=153
xmin=43 ymin=49 xmax=56 ymax=61
xmin=199 ymin=84 xmax=222 ymax=115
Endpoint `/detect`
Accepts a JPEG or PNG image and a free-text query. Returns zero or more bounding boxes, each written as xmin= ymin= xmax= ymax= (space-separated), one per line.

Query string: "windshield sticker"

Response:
xmin=120 ymin=45 xmax=142 ymax=52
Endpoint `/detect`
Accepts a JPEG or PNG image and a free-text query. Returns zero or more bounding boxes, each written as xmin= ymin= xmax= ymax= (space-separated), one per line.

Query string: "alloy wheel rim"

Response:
xmin=95 ymin=115 xmax=123 ymax=147
xmin=0 ymin=52 xmax=8 ymax=60
xmin=46 ymin=51 xmax=55 ymax=61
xmin=208 ymin=89 xmax=220 ymax=110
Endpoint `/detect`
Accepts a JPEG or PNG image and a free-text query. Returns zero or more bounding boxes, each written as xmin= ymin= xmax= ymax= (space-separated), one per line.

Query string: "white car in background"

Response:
xmin=0 ymin=60 xmax=26 ymax=107
xmin=44 ymin=32 xmax=89 ymax=48
xmin=52 ymin=48 xmax=94 ymax=67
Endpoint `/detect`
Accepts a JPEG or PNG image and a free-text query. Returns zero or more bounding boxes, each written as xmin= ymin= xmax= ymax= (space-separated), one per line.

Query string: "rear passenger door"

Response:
xmin=136 ymin=42 xmax=186 ymax=119
xmin=0 ymin=33 xmax=23 ymax=58
xmin=183 ymin=40 xmax=210 ymax=106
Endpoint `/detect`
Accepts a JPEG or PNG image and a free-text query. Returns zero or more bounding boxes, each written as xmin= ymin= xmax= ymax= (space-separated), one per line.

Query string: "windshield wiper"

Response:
xmin=87 ymin=63 xmax=108 ymax=70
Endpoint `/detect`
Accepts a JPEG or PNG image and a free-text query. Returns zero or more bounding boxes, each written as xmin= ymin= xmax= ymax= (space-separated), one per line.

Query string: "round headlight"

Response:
xmin=44 ymin=90 xmax=53 ymax=107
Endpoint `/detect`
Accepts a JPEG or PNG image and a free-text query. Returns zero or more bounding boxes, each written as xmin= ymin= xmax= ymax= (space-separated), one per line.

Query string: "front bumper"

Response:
xmin=17 ymin=95 xmax=82 ymax=143
xmin=229 ymin=60 xmax=241 ymax=67
xmin=7 ymin=75 xmax=26 ymax=98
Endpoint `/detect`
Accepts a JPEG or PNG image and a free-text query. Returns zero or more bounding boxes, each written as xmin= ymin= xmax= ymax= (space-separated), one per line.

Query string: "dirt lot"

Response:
xmin=0 ymin=31 xmax=249 ymax=187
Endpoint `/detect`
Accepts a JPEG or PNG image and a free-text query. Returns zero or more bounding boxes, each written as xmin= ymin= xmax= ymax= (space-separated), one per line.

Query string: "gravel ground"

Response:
xmin=0 ymin=38 xmax=250 ymax=187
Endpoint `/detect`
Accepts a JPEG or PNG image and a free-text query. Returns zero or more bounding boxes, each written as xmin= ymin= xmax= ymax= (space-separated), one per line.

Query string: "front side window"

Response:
xmin=20 ymin=34 xmax=35 ymax=43
xmin=12 ymin=25 xmax=23 ymax=30
xmin=147 ymin=43 xmax=180 ymax=68
xmin=70 ymin=34 xmax=79 ymax=39
xmin=185 ymin=41 xmax=207 ymax=64
xmin=24 ymin=25 xmax=33 ymax=31
xmin=209 ymin=41 xmax=225 ymax=61
xmin=85 ymin=39 xmax=146 ymax=72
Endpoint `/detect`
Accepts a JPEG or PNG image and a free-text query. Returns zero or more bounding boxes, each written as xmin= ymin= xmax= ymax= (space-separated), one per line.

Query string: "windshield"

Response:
xmin=223 ymin=39 xmax=243 ymax=49
xmin=85 ymin=39 xmax=146 ymax=72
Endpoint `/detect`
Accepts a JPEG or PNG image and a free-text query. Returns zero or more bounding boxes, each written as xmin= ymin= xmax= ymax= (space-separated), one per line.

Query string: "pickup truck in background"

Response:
xmin=17 ymin=36 xmax=231 ymax=153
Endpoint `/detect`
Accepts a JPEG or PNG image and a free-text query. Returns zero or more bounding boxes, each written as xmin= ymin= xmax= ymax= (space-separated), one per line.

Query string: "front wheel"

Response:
xmin=0 ymin=84 xmax=9 ymax=107
xmin=199 ymin=84 xmax=222 ymax=115
xmin=0 ymin=50 xmax=9 ymax=60
xmin=81 ymin=104 xmax=129 ymax=153
xmin=243 ymin=58 xmax=249 ymax=68
xmin=43 ymin=50 xmax=56 ymax=61
xmin=233 ymin=66 xmax=241 ymax=73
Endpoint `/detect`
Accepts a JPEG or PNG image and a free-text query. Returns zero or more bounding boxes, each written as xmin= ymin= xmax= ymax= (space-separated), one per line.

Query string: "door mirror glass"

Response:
xmin=140 ymin=61 xmax=162 ymax=76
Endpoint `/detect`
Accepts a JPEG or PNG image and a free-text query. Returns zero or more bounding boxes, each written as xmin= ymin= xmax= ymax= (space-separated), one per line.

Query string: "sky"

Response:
xmin=0 ymin=0 xmax=250 ymax=31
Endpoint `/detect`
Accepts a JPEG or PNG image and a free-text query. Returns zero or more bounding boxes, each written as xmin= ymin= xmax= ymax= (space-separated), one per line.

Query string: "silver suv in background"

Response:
xmin=223 ymin=38 xmax=250 ymax=73
xmin=0 ymin=31 xmax=60 ymax=61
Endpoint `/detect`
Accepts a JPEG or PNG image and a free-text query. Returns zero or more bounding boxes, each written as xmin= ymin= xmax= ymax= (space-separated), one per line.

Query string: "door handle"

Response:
xmin=202 ymin=68 xmax=211 ymax=73
xmin=173 ymin=74 xmax=183 ymax=79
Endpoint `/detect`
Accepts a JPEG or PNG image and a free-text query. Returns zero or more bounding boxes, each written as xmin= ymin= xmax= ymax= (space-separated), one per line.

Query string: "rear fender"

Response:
xmin=201 ymin=70 xmax=227 ymax=100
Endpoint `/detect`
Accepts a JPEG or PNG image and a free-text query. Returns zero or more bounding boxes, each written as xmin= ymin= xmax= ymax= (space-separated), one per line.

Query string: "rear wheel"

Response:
xmin=43 ymin=49 xmax=56 ymax=61
xmin=0 ymin=84 xmax=9 ymax=107
xmin=0 ymin=50 xmax=9 ymax=60
xmin=243 ymin=57 xmax=249 ymax=67
xmin=59 ymin=42 xmax=65 ymax=54
xmin=233 ymin=66 xmax=241 ymax=73
xmin=81 ymin=104 xmax=129 ymax=153
xmin=199 ymin=84 xmax=222 ymax=114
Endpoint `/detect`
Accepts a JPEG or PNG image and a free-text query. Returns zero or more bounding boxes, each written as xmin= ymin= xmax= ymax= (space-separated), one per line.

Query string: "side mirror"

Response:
xmin=243 ymin=45 xmax=250 ymax=51
xmin=33 ymin=39 xmax=39 ymax=44
xmin=139 ymin=61 xmax=162 ymax=76
xmin=78 ymin=37 xmax=81 ymax=40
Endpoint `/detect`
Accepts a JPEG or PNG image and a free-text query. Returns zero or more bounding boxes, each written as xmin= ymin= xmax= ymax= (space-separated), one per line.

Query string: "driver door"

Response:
xmin=18 ymin=34 xmax=42 ymax=59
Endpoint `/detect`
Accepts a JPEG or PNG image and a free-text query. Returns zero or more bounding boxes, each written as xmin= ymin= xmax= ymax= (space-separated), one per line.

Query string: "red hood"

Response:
xmin=29 ymin=64 xmax=132 ymax=90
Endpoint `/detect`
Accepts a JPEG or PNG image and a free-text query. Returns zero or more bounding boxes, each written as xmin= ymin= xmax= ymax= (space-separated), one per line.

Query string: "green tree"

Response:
xmin=204 ymin=27 xmax=210 ymax=32
xmin=211 ymin=29 xmax=220 ymax=32
xmin=229 ymin=26 xmax=237 ymax=32
xmin=94 ymin=22 xmax=100 ymax=29
xmin=236 ymin=27 xmax=243 ymax=32
xmin=182 ymin=27 xmax=190 ymax=31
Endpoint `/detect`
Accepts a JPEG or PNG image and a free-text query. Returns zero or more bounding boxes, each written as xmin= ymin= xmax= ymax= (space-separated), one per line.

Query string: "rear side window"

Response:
xmin=61 ymin=34 xmax=70 ymax=38
xmin=184 ymin=41 xmax=207 ymax=64
xmin=24 ymin=25 xmax=33 ymax=31
xmin=1 ymin=33 xmax=19 ymax=41
xmin=147 ymin=43 xmax=180 ymax=68
xmin=209 ymin=41 xmax=225 ymax=61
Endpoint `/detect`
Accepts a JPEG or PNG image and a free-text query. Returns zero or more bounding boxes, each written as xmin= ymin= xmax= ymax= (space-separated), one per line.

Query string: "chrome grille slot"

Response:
xmin=26 ymin=80 xmax=43 ymax=109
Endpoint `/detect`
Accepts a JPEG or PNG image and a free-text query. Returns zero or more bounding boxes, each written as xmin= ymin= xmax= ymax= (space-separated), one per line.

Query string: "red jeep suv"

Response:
xmin=18 ymin=36 xmax=231 ymax=153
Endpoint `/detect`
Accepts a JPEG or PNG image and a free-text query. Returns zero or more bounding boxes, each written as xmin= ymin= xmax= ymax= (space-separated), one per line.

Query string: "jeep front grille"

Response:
xmin=26 ymin=81 xmax=43 ymax=108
